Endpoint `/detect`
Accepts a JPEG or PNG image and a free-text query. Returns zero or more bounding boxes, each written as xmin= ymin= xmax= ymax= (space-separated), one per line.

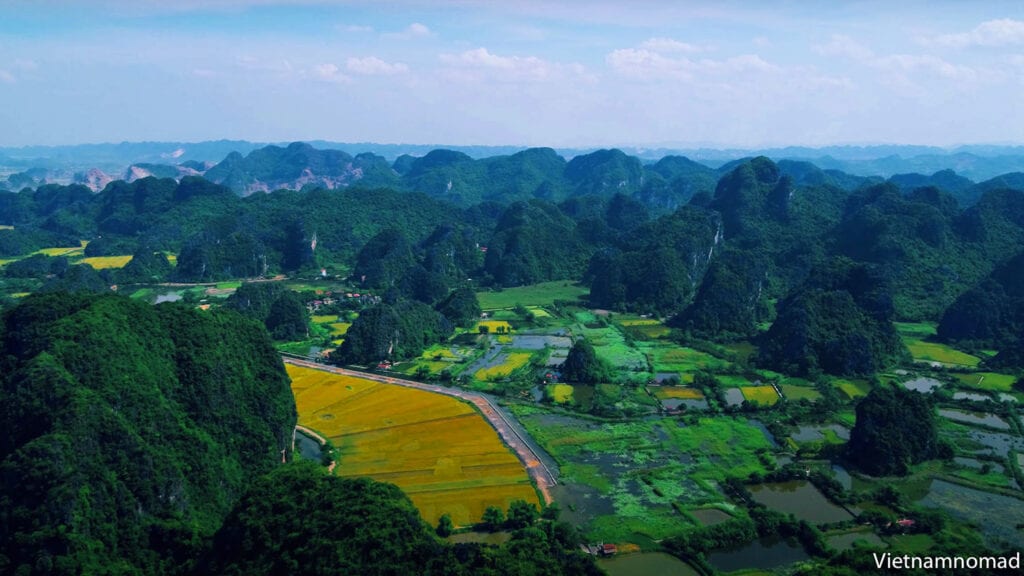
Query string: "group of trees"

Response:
xmin=845 ymin=386 xmax=950 ymax=476
xmin=0 ymin=293 xmax=297 ymax=575
xmin=0 ymin=293 xmax=603 ymax=575
xmin=224 ymin=281 xmax=310 ymax=341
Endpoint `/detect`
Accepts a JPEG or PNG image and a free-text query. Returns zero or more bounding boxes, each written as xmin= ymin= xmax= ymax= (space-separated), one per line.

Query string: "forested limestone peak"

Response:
xmin=0 ymin=292 xmax=297 ymax=575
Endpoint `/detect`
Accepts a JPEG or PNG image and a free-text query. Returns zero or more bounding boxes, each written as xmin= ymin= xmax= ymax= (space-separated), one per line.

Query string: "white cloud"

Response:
xmin=639 ymin=37 xmax=705 ymax=53
xmin=13 ymin=59 xmax=38 ymax=71
xmin=875 ymin=54 xmax=978 ymax=81
xmin=439 ymin=47 xmax=588 ymax=83
xmin=606 ymin=47 xmax=779 ymax=80
xmin=929 ymin=18 xmax=1024 ymax=48
xmin=337 ymin=24 xmax=373 ymax=33
xmin=236 ymin=55 xmax=293 ymax=74
xmin=309 ymin=63 xmax=351 ymax=84
xmin=384 ymin=22 xmax=433 ymax=40
xmin=407 ymin=22 xmax=431 ymax=37
xmin=0 ymin=69 xmax=15 ymax=84
xmin=606 ymin=48 xmax=691 ymax=80
xmin=814 ymin=35 xmax=874 ymax=61
xmin=192 ymin=68 xmax=216 ymax=78
xmin=815 ymin=34 xmax=989 ymax=87
xmin=345 ymin=56 xmax=408 ymax=76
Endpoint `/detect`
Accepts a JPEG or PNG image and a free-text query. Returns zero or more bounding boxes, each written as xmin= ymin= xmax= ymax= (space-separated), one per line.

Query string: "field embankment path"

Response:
xmin=281 ymin=355 xmax=559 ymax=504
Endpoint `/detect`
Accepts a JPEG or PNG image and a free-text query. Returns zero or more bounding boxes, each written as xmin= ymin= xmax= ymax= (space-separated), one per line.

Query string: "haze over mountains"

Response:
xmin=3 ymin=141 xmax=1024 ymax=209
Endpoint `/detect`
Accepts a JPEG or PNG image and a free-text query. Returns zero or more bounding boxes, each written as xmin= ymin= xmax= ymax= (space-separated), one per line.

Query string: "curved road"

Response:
xmin=282 ymin=356 xmax=559 ymax=504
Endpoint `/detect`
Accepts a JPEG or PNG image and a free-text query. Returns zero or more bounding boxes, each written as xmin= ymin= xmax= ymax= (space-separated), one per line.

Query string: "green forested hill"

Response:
xmin=198 ymin=462 xmax=602 ymax=576
xmin=758 ymin=258 xmax=907 ymax=376
xmin=937 ymin=251 xmax=1024 ymax=367
xmin=0 ymin=293 xmax=297 ymax=575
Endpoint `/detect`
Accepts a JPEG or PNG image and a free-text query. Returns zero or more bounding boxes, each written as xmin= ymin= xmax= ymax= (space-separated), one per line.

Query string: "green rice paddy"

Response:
xmin=476 ymin=281 xmax=589 ymax=310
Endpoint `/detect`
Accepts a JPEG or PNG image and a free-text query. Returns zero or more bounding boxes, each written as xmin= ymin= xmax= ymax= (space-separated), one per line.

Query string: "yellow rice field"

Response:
xmin=312 ymin=314 xmax=339 ymax=323
xmin=288 ymin=364 xmax=538 ymax=526
xmin=741 ymin=385 xmax=780 ymax=405
xmin=36 ymin=240 xmax=88 ymax=257
xmin=80 ymin=255 xmax=133 ymax=269
xmin=476 ymin=320 xmax=512 ymax=333
xmin=550 ymin=384 xmax=574 ymax=403
xmin=474 ymin=352 xmax=533 ymax=381
xmin=328 ymin=322 xmax=351 ymax=336
xmin=652 ymin=387 xmax=705 ymax=400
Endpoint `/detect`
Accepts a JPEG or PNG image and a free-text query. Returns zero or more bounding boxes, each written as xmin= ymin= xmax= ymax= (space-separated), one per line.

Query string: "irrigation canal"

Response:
xmin=281 ymin=355 xmax=560 ymax=504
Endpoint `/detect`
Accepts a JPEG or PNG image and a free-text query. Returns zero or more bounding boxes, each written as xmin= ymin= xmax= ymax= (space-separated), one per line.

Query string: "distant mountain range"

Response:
xmin=3 ymin=141 xmax=1024 ymax=208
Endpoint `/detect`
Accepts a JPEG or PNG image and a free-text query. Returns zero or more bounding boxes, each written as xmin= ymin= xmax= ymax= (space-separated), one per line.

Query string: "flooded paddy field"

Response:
xmin=748 ymin=481 xmax=854 ymax=524
xmin=918 ymin=479 xmax=1024 ymax=548
xmin=708 ymin=536 xmax=809 ymax=573
xmin=939 ymin=408 xmax=1012 ymax=430
xmin=599 ymin=552 xmax=700 ymax=576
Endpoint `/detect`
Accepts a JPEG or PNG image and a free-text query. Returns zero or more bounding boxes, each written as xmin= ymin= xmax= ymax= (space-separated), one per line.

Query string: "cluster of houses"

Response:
xmin=305 ymin=290 xmax=380 ymax=314
xmin=580 ymin=543 xmax=617 ymax=556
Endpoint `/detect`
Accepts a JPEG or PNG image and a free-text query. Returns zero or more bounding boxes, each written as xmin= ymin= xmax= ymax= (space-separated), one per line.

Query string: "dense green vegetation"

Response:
xmin=937 ymin=251 xmax=1024 ymax=367
xmin=0 ymin=293 xmax=296 ymax=575
xmin=846 ymin=386 xmax=947 ymax=476
xmin=4 ymin=143 xmax=1024 ymax=575
xmin=332 ymin=300 xmax=452 ymax=365
xmin=224 ymin=281 xmax=311 ymax=341
xmin=561 ymin=339 xmax=613 ymax=383
xmin=758 ymin=258 xmax=906 ymax=376
xmin=199 ymin=462 xmax=601 ymax=576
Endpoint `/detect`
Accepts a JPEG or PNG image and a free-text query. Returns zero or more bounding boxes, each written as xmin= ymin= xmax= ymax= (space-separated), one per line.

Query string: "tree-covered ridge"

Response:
xmin=203 ymin=141 xmax=400 ymax=195
xmin=937 ymin=251 xmax=1024 ymax=367
xmin=224 ymin=281 xmax=311 ymax=341
xmin=587 ymin=204 xmax=721 ymax=314
xmin=198 ymin=462 xmax=602 ymax=576
xmin=483 ymin=200 xmax=590 ymax=287
xmin=0 ymin=293 xmax=297 ymax=575
xmin=672 ymin=247 xmax=771 ymax=340
xmin=758 ymin=258 xmax=906 ymax=376
xmin=333 ymin=299 xmax=453 ymax=365
xmin=846 ymin=386 xmax=946 ymax=476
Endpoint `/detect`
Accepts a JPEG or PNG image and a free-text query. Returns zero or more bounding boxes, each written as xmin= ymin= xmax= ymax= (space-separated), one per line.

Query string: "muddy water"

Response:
xmin=691 ymin=507 xmax=732 ymax=526
xmin=708 ymin=536 xmax=809 ymax=572
xmin=954 ymin=391 xmax=991 ymax=401
xmin=153 ymin=290 xmax=182 ymax=303
xmin=939 ymin=408 xmax=1011 ymax=430
xmin=831 ymin=464 xmax=853 ymax=491
xmin=294 ymin=430 xmax=323 ymax=461
xmin=903 ymin=377 xmax=942 ymax=393
xmin=790 ymin=424 xmax=851 ymax=443
xmin=599 ymin=552 xmax=700 ymax=576
xmin=827 ymin=531 xmax=886 ymax=551
xmin=919 ymin=479 xmax=1024 ymax=548
xmin=748 ymin=481 xmax=853 ymax=524
xmin=447 ymin=531 xmax=512 ymax=545
xmin=662 ymin=398 xmax=710 ymax=411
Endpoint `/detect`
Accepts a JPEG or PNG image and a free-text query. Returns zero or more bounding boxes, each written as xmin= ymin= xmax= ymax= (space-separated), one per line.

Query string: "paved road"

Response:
xmin=282 ymin=356 xmax=559 ymax=504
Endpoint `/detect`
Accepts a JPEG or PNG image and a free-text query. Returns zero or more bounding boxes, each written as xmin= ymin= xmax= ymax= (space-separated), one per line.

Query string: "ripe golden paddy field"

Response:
xmin=287 ymin=364 xmax=539 ymax=526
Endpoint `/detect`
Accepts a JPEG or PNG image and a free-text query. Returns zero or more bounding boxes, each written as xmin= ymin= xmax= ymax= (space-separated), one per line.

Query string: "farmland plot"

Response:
xmin=288 ymin=364 xmax=538 ymax=526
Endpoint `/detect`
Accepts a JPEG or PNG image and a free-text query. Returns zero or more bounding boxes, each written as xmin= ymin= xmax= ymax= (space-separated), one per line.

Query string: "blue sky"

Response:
xmin=1 ymin=1 xmax=1022 ymax=148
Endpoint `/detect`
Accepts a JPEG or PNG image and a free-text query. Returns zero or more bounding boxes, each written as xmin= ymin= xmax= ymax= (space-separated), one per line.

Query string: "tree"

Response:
xmin=266 ymin=291 xmax=310 ymax=341
xmin=847 ymin=386 xmax=942 ymax=476
xmin=438 ymin=282 xmax=481 ymax=325
xmin=561 ymin=339 xmax=611 ymax=383
xmin=506 ymin=500 xmax=539 ymax=529
xmin=436 ymin=514 xmax=454 ymax=537
xmin=482 ymin=506 xmax=505 ymax=532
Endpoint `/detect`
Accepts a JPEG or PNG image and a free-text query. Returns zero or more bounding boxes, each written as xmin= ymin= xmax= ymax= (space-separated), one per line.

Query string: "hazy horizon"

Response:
xmin=2 ymin=1 xmax=1023 ymax=149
